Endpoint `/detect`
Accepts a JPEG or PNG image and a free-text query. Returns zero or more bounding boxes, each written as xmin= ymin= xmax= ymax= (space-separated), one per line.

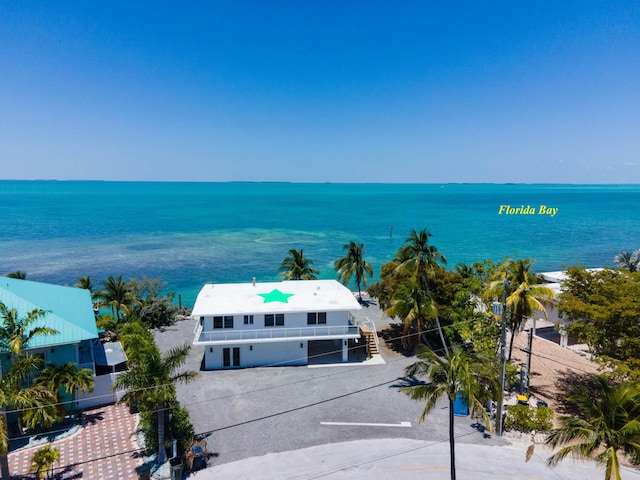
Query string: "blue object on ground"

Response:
xmin=453 ymin=393 xmax=469 ymax=416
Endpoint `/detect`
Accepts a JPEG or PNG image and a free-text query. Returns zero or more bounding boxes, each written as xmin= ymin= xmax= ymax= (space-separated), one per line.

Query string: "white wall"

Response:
xmin=204 ymin=341 xmax=308 ymax=369
xmin=199 ymin=310 xmax=350 ymax=332
xmin=77 ymin=372 xmax=127 ymax=410
xmin=533 ymin=301 xmax=561 ymax=325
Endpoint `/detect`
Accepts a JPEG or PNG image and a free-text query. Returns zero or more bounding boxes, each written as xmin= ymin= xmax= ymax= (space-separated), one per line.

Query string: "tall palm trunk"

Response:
xmin=434 ymin=315 xmax=449 ymax=355
xmin=420 ymin=269 xmax=449 ymax=355
xmin=449 ymin=397 xmax=456 ymax=480
xmin=0 ymin=453 xmax=9 ymax=480
xmin=157 ymin=406 xmax=167 ymax=464
xmin=508 ymin=330 xmax=515 ymax=362
xmin=507 ymin=310 xmax=523 ymax=361
xmin=1 ymin=409 xmax=10 ymax=479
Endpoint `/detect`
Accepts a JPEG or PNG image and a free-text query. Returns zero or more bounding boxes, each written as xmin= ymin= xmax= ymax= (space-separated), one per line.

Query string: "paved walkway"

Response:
xmin=8 ymin=404 xmax=143 ymax=479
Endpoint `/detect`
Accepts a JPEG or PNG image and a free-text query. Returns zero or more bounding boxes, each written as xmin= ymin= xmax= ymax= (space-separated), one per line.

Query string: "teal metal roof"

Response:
xmin=0 ymin=277 xmax=98 ymax=349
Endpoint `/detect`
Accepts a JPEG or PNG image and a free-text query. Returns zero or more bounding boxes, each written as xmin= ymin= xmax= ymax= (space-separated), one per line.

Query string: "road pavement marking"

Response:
xmin=320 ymin=421 xmax=411 ymax=428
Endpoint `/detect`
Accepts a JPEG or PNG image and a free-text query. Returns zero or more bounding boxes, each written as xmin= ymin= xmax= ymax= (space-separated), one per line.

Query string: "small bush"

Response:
xmin=504 ymin=404 xmax=554 ymax=433
xmin=131 ymin=295 xmax=180 ymax=329
xmin=139 ymin=410 xmax=158 ymax=453
xmin=505 ymin=362 xmax=519 ymax=388
xmin=96 ymin=314 xmax=118 ymax=332
xmin=170 ymin=406 xmax=196 ymax=455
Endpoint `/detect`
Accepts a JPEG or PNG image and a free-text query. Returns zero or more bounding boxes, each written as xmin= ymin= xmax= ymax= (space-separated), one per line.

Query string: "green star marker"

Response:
xmin=257 ymin=289 xmax=295 ymax=303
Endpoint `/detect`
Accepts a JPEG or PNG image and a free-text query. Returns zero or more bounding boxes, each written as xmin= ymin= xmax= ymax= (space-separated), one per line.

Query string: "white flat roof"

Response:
xmin=192 ymin=279 xmax=362 ymax=316
xmin=539 ymin=271 xmax=569 ymax=283
xmin=540 ymin=268 xmax=604 ymax=284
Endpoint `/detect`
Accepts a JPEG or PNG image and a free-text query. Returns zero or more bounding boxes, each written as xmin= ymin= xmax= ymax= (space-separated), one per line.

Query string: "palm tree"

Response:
xmin=0 ymin=355 xmax=59 ymax=479
xmin=613 ymin=249 xmax=640 ymax=272
xmin=486 ymin=259 xmax=555 ymax=360
xmin=395 ymin=228 xmax=448 ymax=353
xmin=75 ymin=275 xmax=94 ymax=292
xmin=75 ymin=275 xmax=100 ymax=305
xmin=114 ymin=344 xmax=198 ymax=465
xmin=34 ymin=362 xmax=94 ymax=412
xmin=117 ymin=321 xmax=157 ymax=364
xmin=278 ymin=249 xmax=320 ymax=280
xmin=0 ymin=303 xmax=60 ymax=478
xmin=98 ymin=275 xmax=135 ymax=322
xmin=334 ymin=241 xmax=374 ymax=301
xmin=0 ymin=303 xmax=58 ymax=356
xmin=546 ymin=375 xmax=640 ymax=480
xmin=385 ymin=278 xmax=436 ymax=350
xmin=395 ymin=228 xmax=447 ymax=287
xmin=31 ymin=445 xmax=60 ymax=479
xmin=30 ymin=444 xmax=60 ymax=479
xmin=5 ymin=270 xmax=26 ymax=279
xmin=403 ymin=345 xmax=497 ymax=480
xmin=454 ymin=263 xmax=474 ymax=278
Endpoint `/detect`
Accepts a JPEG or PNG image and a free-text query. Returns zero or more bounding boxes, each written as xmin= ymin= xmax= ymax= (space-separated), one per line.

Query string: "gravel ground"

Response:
xmin=510 ymin=328 xmax=600 ymax=414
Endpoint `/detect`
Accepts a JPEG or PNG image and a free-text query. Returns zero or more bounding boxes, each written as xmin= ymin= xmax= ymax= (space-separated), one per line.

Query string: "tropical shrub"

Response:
xmin=96 ymin=314 xmax=118 ymax=332
xmin=170 ymin=406 xmax=196 ymax=456
xmin=130 ymin=295 xmax=180 ymax=329
xmin=505 ymin=362 xmax=520 ymax=389
xmin=559 ymin=266 xmax=640 ymax=382
xmin=505 ymin=404 xmax=554 ymax=433
xmin=138 ymin=403 xmax=196 ymax=458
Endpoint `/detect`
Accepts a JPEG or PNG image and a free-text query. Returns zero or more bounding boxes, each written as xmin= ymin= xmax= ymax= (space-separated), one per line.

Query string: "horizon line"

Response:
xmin=1 ymin=179 xmax=639 ymax=186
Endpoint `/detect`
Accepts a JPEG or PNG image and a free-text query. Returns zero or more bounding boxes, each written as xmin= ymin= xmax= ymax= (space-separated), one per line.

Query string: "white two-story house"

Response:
xmin=192 ymin=279 xmax=368 ymax=369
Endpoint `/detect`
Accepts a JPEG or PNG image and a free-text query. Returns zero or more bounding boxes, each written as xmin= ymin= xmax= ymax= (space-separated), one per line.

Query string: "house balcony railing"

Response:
xmin=78 ymin=361 xmax=95 ymax=375
xmin=194 ymin=323 xmax=360 ymax=345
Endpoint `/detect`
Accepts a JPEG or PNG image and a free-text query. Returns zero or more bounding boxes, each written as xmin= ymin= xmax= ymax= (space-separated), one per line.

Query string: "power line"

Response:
xmin=4 ymin=312 xmax=611 ymax=479
xmin=6 ymin=330 xmax=613 ymax=479
xmin=4 ymin=315 xmax=600 ymax=415
xmin=196 ymin=377 xmax=398 ymax=437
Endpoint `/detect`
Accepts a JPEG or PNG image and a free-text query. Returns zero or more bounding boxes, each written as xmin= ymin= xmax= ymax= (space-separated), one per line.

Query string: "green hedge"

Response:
xmin=504 ymin=404 xmax=554 ymax=433
xmin=117 ymin=320 xmax=196 ymax=457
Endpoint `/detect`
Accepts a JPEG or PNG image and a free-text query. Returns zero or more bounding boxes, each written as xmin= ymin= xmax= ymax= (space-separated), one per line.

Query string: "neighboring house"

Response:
xmin=192 ymin=279 xmax=376 ymax=369
xmin=535 ymin=270 xmax=602 ymax=349
xmin=0 ymin=277 xmax=126 ymax=410
xmin=535 ymin=271 xmax=564 ymax=325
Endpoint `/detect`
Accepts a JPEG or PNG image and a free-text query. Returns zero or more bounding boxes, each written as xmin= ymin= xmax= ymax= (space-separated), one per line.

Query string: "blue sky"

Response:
xmin=1 ymin=1 xmax=638 ymax=183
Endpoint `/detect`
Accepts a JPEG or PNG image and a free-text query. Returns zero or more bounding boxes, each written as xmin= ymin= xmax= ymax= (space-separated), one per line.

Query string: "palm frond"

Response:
xmin=525 ymin=443 xmax=535 ymax=463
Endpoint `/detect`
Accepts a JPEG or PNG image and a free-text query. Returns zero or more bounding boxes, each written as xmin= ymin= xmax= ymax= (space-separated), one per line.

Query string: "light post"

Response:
xmin=492 ymin=278 xmax=509 ymax=436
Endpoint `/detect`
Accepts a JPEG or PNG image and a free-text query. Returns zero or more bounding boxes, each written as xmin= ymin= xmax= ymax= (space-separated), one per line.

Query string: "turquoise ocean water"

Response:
xmin=1 ymin=181 xmax=638 ymax=306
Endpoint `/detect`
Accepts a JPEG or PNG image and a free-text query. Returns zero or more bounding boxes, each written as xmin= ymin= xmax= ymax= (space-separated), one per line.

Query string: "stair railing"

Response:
xmin=354 ymin=315 xmax=379 ymax=352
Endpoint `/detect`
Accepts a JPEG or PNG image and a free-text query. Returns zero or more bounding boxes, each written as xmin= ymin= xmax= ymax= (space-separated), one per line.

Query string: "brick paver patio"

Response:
xmin=8 ymin=404 xmax=144 ymax=479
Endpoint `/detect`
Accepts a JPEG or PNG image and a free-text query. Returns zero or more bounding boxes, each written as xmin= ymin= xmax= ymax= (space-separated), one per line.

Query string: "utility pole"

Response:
xmin=524 ymin=316 xmax=536 ymax=394
xmin=492 ymin=277 xmax=509 ymax=436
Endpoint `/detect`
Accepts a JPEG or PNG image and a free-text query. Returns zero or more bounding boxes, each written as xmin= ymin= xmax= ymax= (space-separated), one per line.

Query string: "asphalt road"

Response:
xmin=200 ymin=438 xmax=640 ymax=480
